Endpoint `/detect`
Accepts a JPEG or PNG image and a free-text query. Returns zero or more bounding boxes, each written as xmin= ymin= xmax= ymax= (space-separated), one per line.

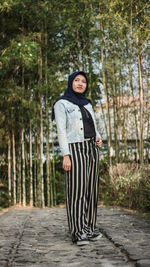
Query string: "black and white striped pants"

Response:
xmin=65 ymin=138 xmax=100 ymax=239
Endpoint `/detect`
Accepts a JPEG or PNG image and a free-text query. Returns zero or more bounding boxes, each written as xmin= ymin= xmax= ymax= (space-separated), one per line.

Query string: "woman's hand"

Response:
xmin=62 ymin=155 xmax=71 ymax=171
xmin=96 ymin=137 xmax=103 ymax=147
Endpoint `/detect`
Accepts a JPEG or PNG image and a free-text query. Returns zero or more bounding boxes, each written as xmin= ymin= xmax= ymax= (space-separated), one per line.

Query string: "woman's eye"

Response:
xmin=75 ymin=79 xmax=86 ymax=83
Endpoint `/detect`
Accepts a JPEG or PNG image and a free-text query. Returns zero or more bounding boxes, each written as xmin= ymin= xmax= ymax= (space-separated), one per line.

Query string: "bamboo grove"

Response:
xmin=0 ymin=0 xmax=150 ymax=208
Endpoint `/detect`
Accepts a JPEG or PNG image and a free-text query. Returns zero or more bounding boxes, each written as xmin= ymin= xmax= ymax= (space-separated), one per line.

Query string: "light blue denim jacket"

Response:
xmin=54 ymin=99 xmax=100 ymax=156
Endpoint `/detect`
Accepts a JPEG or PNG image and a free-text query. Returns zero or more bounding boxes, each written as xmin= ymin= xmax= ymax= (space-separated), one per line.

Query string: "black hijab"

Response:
xmin=51 ymin=71 xmax=92 ymax=121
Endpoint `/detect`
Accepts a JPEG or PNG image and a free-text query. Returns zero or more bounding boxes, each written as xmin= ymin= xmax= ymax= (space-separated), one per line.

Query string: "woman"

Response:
xmin=52 ymin=71 xmax=102 ymax=246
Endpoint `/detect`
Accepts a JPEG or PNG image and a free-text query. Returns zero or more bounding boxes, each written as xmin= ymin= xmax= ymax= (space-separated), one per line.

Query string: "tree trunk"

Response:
xmin=12 ymin=130 xmax=16 ymax=205
xmin=138 ymin=52 xmax=144 ymax=165
xmin=128 ymin=63 xmax=139 ymax=163
xmin=29 ymin=123 xmax=33 ymax=207
xmin=8 ymin=135 xmax=11 ymax=200
xmin=111 ymin=63 xmax=120 ymax=163
xmin=17 ymin=137 xmax=21 ymax=205
xmin=50 ymin=154 xmax=53 ymax=206
xmin=99 ymin=3 xmax=113 ymax=165
xmin=52 ymin=135 xmax=56 ymax=206
xmin=34 ymin=132 xmax=37 ymax=206
xmin=44 ymin=21 xmax=51 ymax=207
xmin=25 ymin=133 xmax=29 ymax=204
xmin=76 ymin=28 xmax=82 ymax=71
xmin=46 ymin=114 xmax=50 ymax=207
xmin=21 ymin=128 xmax=26 ymax=206
xmin=38 ymin=33 xmax=45 ymax=208
xmin=102 ymin=63 xmax=113 ymax=164
xmin=40 ymin=98 xmax=45 ymax=207
xmin=145 ymin=76 xmax=150 ymax=163
xmin=135 ymin=3 xmax=144 ymax=165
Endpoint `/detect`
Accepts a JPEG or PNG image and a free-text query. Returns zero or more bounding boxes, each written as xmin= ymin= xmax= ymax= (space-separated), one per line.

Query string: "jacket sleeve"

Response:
xmin=54 ymin=101 xmax=70 ymax=156
xmin=95 ymin=121 xmax=101 ymax=139
xmin=90 ymin=105 xmax=101 ymax=139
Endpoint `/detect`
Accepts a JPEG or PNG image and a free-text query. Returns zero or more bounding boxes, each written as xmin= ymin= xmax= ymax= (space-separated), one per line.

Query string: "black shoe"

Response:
xmin=87 ymin=232 xmax=102 ymax=241
xmin=72 ymin=233 xmax=89 ymax=246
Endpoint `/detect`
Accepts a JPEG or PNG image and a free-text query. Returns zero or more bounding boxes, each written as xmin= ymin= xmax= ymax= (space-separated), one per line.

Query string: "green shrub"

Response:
xmin=55 ymin=169 xmax=66 ymax=205
xmin=108 ymin=163 xmax=150 ymax=211
xmin=99 ymin=156 xmax=114 ymax=205
xmin=54 ymin=156 xmax=66 ymax=205
xmin=0 ymin=183 xmax=10 ymax=208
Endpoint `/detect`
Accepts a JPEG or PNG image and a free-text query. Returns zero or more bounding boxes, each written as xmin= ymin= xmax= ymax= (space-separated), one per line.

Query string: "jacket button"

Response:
xmin=80 ymin=118 xmax=82 ymax=120
xmin=81 ymin=128 xmax=83 ymax=130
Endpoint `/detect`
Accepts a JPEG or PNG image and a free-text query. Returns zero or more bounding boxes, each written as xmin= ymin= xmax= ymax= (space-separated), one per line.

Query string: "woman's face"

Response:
xmin=72 ymin=74 xmax=87 ymax=94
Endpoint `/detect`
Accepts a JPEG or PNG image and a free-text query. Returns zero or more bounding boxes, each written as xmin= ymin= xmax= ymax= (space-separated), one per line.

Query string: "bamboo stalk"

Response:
xmin=12 ymin=131 xmax=16 ymax=204
xmin=29 ymin=123 xmax=33 ymax=207
xmin=17 ymin=137 xmax=21 ymax=205
xmin=8 ymin=135 xmax=11 ymax=199
xmin=21 ymin=128 xmax=26 ymax=207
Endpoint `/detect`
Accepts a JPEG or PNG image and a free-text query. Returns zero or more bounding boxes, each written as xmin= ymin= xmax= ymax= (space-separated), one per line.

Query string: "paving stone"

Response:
xmin=136 ymin=259 xmax=150 ymax=267
xmin=0 ymin=206 xmax=149 ymax=267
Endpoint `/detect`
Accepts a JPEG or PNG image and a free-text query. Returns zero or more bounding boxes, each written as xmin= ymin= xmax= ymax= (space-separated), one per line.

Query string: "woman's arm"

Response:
xmin=89 ymin=104 xmax=101 ymax=139
xmin=54 ymin=101 xmax=70 ymax=156
xmin=54 ymin=101 xmax=71 ymax=171
xmin=89 ymin=104 xmax=103 ymax=147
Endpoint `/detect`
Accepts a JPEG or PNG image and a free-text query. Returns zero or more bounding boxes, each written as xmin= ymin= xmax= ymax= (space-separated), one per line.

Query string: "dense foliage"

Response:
xmin=0 ymin=0 xmax=149 ymax=209
xmin=99 ymin=161 xmax=150 ymax=212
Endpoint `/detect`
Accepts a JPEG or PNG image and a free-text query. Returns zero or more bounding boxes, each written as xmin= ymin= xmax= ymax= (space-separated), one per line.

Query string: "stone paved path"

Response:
xmin=0 ymin=206 xmax=150 ymax=267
